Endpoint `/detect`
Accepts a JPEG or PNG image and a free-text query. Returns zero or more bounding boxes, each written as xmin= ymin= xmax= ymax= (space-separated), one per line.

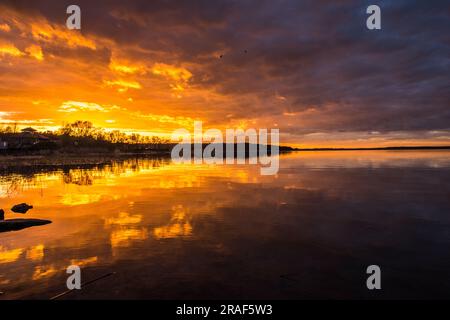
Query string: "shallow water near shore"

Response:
xmin=1 ymin=150 xmax=450 ymax=299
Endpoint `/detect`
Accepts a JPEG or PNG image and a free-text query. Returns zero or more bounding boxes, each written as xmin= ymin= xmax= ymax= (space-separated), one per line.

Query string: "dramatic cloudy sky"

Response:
xmin=0 ymin=0 xmax=448 ymax=147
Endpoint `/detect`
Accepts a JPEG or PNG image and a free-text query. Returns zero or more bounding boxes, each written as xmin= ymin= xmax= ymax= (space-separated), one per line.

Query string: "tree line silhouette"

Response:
xmin=0 ymin=120 xmax=171 ymax=152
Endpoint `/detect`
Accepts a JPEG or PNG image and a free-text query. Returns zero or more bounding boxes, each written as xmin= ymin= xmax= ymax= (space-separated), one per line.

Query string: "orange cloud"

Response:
xmin=58 ymin=101 xmax=109 ymax=113
xmin=109 ymin=59 xmax=146 ymax=74
xmin=131 ymin=112 xmax=195 ymax=128
xmin=0 ymin=43 xmax=23 ymax=58
xmin=31 ymin=22 xmax=96 ymax=50
xmin=25 ymin=44 xmax=44 ymax=61
xmin=0 ymin=3 xmax=446 ymax=148
xmin=104 ymin=79 xmax=142 ymax=92
xmin=153 ymin=205 xmax=192 ymax=239
xmin=32 ymin=265 xmax=58 ymax=280
xmin=0 ymin=23 xmax=10 ymax=32
xmin=151 ymin=63 xmax=192 ymax=82
xmin=151 ymin=63 xmax=192 ymax=97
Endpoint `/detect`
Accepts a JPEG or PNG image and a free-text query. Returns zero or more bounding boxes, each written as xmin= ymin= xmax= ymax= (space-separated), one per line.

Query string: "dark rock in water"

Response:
xmin=0 ymin=219 xmax=51 ymax=233
xmin=11 ymin=203 xmax=33 ymax=214
xmin=0 ymin=209 xmax=4 ymax=220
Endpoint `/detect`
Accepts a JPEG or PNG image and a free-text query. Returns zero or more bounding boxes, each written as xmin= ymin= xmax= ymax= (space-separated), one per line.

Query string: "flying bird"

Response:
xmin=218 ymin=50 xmax=248 ymax=59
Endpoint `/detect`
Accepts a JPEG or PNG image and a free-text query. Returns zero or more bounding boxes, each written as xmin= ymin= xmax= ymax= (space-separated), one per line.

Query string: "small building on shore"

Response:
xmin=0 ymin=127 xmax=57 ymax=151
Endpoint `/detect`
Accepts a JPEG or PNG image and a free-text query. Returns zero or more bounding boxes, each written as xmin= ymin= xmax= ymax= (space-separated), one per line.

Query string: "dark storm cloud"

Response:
xmin=2 ymin=0 xmax=449 ymax=133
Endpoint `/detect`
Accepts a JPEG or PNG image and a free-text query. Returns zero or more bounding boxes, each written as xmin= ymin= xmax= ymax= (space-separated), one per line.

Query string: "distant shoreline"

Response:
xmin=0 ymin=146 xmax=449 ymax=173
xmin=292 ymin=146 xmax=450 ymax=151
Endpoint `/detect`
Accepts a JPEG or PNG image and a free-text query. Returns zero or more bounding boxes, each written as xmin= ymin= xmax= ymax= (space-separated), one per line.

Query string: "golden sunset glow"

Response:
xmin=0 ymin=1 xmax=448 ymax=302
xmin=70 ymin=256 xmax=98 ymax=267
xmin=110 ymin=228 xmax=149 ymax=248
xmin=153 ymin=205 xmax=193 ymax=239
xmin=109 ymin=59 xmax=145 ymax=74
xmin=25 ymin=45 xmax=44 ymax=61
xmin=32 ymin=265 xmax=58 ymax=280
xmin=105 ymin=212 xmax=142 ymax=226
xmin=26 ymin=244 xmax=45 ymax=262
xmin=0 ymin=23 xmax=10 ymax=32
xmin=0 ymin=3 xmax=448 ymax=148
xmin=1 ymin=152 xmax=449 ymax=298
xmin=0 ymin=246 xmax=23 ymax=264
xmin=0 ymin=43 xmax=22 ymax=57
xmin=30 ymin=20 xmax=96 ymax=49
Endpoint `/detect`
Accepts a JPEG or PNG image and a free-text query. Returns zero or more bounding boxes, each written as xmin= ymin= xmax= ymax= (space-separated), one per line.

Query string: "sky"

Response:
xmin=0 ymin=0 xmax=448 ymax=147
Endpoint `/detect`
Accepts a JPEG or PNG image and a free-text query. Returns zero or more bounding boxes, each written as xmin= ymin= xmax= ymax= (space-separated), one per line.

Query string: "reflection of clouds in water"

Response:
xmin=0 ymin=158 xmax=262 ymax=201
xmin=70 ymin=256 xmax=98 ymax=267
xmin=110 ymin=228 xmax=148 ymax=248
xmin=32 ymin=265 xmax=57 ymax=280
xmin=0 ymin=241 xmax=98 ymax=286
xmin=60 ymin=193 xmax=102 ymax=206
xmin=104 ymin=212 xmax=148 ymax=252
xmin=153 ymin=205 xmax=193 ymax=239
xmin=0 ymin=246 xmax=23 ymax=264
xmin=280 ymin=151 xmax=450 ymax=169
xmin=105 ymin=212 xmax=142 ymax=226
xmin=32 ymin=256 xmax=98 ymax=281
xmin=1 ymin=153 xmax=449 ymax=203
xmin=153 ymin=223 xmax=192 ymax=240
xmin=26 ymin=244 xmax=44 ymax=262
xmin=0 ymin=244 xmax=44 ymax=265
xmin=1 ymin=250 xmax=98 ymax=286
xmin=1 ymin=152 xmax=449 ymax=298
xmin=0 ymin=172 xmax=59 ymax=198
xmin=0 ymin=276 xmax=10 ymax=285
xmin=0 ymin=158 xmax=170 ymax=198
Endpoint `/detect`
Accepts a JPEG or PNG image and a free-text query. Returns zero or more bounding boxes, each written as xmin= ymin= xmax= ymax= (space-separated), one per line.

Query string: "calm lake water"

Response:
xmin=1 ymin=151 xmax=450 ymax=299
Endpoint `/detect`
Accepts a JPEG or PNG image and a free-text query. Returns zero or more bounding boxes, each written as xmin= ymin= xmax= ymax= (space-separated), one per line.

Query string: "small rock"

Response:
xmin=0 ymin=219 xmax=51 ymax=233
xmin=0 ymin=209 xmax=4 ymax=220
xmin=11 ymin=203 xmax=33 ymax=214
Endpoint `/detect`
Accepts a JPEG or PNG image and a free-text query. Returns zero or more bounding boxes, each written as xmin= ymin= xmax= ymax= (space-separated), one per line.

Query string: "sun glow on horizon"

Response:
xmin=0 ymin=4 xmax=448 ymax=148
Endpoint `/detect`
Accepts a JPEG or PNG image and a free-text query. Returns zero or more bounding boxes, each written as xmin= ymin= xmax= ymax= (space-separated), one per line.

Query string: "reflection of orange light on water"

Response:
xmin=105 ymin=212 xmax=142 ymax=226
xmin=107 ymin=211 xmax=148 ymax=252
xmin=0 ymin=246 xmax=23 ymax=264
xmin=70 ymin=256 xmax=98 ymax=267
xmin=60 ymin=193 xmax=102 ymax=206
xmin=0 ymin=272 xmax=11 ymax=284
xmin=110 ymin=228 xmax=148 ymax=248
xmin=32 ymin=265 xmax=58 ymax=280
xmin=153 ymin=205 xmax=193 ymax=239
xmin=153 ymin=222 xmax=193 ymax=239
xmin=26 ymin=244 xmax=44 ymax=262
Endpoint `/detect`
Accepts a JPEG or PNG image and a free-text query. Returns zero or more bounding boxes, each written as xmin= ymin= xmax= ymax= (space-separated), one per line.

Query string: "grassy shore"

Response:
xmin=0 ymin=152 xmax=171 ymax=170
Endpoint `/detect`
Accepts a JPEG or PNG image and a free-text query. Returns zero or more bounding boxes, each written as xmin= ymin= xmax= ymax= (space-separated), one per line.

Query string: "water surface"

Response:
xmin=1 ymin=151 xmax=450 ymax=299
